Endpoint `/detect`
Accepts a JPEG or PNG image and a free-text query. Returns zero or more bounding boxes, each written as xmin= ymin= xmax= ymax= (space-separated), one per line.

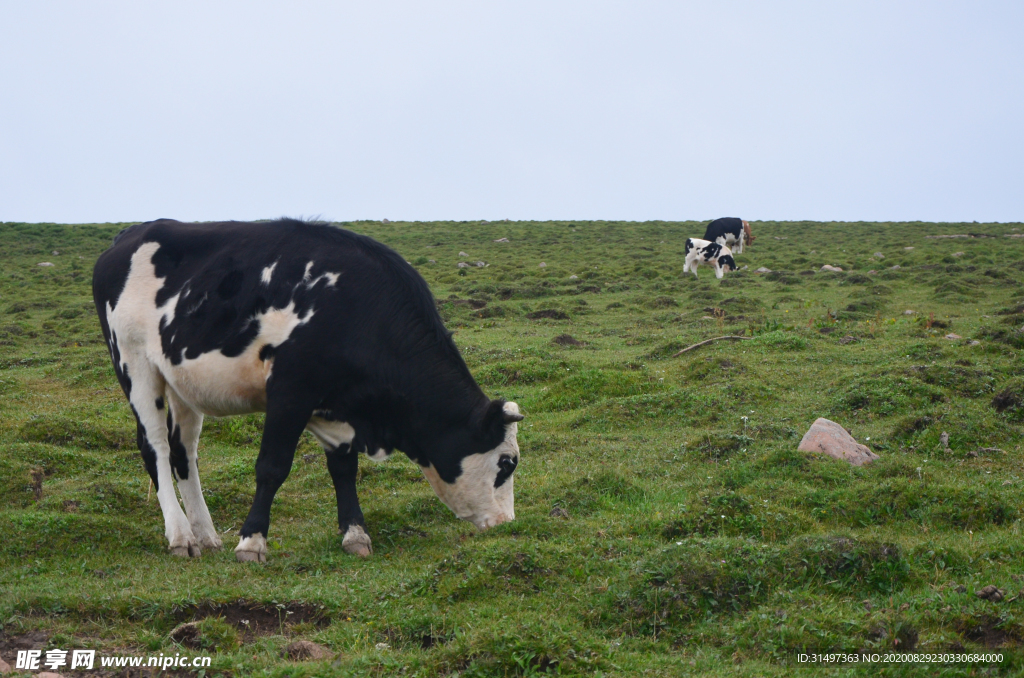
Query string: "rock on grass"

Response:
xmin=798 ymin=417 xmax=879 ymax=466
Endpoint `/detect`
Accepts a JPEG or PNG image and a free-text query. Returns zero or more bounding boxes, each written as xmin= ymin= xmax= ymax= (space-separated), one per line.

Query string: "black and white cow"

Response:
xmin=703 ymin=217 xmax=754 ymax=255
xmin=92 ymin=219 xmax=523 ymax=562
xmin=683 ymin=238 xmax=737 ymax=279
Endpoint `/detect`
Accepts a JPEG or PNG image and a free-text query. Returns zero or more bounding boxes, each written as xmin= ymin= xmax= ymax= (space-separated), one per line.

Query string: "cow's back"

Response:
xmin=93 ymin=219 xmax=464 ymax=417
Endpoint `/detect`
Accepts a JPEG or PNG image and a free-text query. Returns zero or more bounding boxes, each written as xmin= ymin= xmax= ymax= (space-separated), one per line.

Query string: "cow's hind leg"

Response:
xmin=125 ymin=363 xmax=200 ymax=557
xmin=165 ymin=390 xmax=222 ymax=551
xmin=236 ymin=394 xmax=315 ymax=563
xmin=325 ymin=445 xmax=372 ymax=557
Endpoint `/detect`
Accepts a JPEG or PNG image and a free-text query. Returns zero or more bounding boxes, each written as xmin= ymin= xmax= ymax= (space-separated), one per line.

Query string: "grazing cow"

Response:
xmin=92 ymin=218 xmax=524 ymax=562
xmin=703 ymin=217 xmax=754 ymax=254
xmin=684 ymin=238 xmax=737 ymax=279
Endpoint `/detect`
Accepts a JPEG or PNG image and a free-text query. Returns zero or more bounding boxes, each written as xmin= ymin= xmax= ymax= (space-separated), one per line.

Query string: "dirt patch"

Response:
xmin=958 ymin=616 xmax=1020 ymax=648
xmin=173 ymin=601 xmax=329 ymax=639
xmin=0 ymin=630 xmax=50 ymax=658
xmin=527 ymin=310 xmax=569 ymax=320
xmin=552 ymin=334 xmax=584 ymax=346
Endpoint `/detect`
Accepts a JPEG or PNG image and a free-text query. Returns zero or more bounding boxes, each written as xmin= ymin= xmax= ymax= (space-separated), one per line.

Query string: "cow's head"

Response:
xmin=719 ymin=254 xmax=737 ymax=273
xmin=421 ymin=400 xmax=523 ymax=531
xmin=742 ymin=220 xmax=755 ymax=246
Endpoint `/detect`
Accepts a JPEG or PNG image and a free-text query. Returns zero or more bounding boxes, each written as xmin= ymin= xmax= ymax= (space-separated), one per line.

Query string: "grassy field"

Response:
xmin=2 ymin=218 xmax=1024 ymax=677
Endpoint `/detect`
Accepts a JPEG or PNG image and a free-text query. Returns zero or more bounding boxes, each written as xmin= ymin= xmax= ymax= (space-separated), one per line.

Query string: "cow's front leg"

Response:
xmin=325 ymin=445 xmax=372 ymax=556
xmin=236 ymin=396 xmax=313 ymax=563
xmin=715 ymin=263 xmax=725 ymax=279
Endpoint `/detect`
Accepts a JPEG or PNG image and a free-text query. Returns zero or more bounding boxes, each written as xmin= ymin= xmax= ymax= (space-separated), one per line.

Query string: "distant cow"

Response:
xmin=703 ymin=217 xmax=754 ymax=255
xmin=93 ymin=219 xmax=524 ymax=562
xmin=684 ymin=238 xmax=737 ymax=279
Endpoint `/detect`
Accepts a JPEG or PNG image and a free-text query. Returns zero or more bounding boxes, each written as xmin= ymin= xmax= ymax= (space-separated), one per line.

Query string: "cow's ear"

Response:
xmin=502 ymin=400 xmax=525 ymax=423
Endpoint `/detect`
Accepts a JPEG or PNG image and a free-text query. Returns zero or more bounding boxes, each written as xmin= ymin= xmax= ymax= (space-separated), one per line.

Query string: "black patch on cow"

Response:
xmin=258 ymin=344 xmax=276 ymax=361
xmin=217 ymin=270 xmax=245 ymax=299
xmin=685 ymin=238 xmax=695 ymax=255
xmin=702 ymin=242 xmax=723 ymax=259
xmin=166 ymin=409 xmax=189 ymax=481
xmin=719 ymin=254 xmax=737 ymax=272
xmin=155 ymin=396 xmax=164 ymax=410
xmin=703 ymin=217 xmax=743 ymax=243
xmin=131 ymin=405 xmax=159 ymax=490
xmin=495 ymin=454 xmax=517 ymax=488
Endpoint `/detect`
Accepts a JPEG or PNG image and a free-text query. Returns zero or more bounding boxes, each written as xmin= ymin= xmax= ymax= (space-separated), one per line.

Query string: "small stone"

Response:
xmin=953 ymin=251 xmax=965 ymax=257
xmin=939 ymin=432 xmax=949 ymax=447
xmin=285 ymin=640 xmax=333 ymax=661
xmin=968 ymin=340 xmax=980 ymax=346
xmin=975 ymin=585 xmax=1005 ymax=602
xmin=37 ymin=262 xmax=55 ymax=267
xmin=569 ymin=274 xmax=578 ymax=279
xmin=903 ymin=310 xmax=915 ymax=315
xmin=867 ymin=270 xmax=877 ymax=274
xmin=945 ymin=333 xmax=961 ymax=340
xmin=169 ymin=621 xmax=201 ymax=648
xmin=1003 ymin=480 xmax=1013 ymax=486
xmin=0 ymin=658 xmax=10 ymax=674
xmin=740 ymin=265 xmax=748 ymax=270
xmin=550 ymin=506 xmax=570 ymax=519
xmin=494 ymin=237 xmax=510 ymax=243
xmin=474 ymin=261 xmax=487 ymax=267
xmin=538 ymin=262 xmax=547 ymax=268
xmin=459 ymin=251 xmax=469 ymax=257
xmin=798 ymin=417 xmax=879 ymax=466
xmin=52 ymin=250 xmax=60 ymax=255
xmin=381 ymin=218 xmax=390 ymax=224
xmin=375 ymin=642 xmax=390 ymax=651
xmin=904 ymin=246 xmax=915 ymax=250
xmin=874 ymin=252 xmax=885 ymax=259
xmin=889 ymin=265 xmax=901 ymax=270
xmin=457 ymin=262 xmax=470 ymax=268
xmin=819 ymin=265 xmax=843 ymax=272
xmin=755 ymin=267 xmax=772 ymax=273
xmin=428 ymin=259 xmax=436 ymax=264
xmin=839 ymin=336 xmax=857 ymax=345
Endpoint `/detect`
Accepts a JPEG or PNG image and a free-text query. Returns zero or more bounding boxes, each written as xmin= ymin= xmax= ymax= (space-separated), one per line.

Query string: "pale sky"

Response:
xmin=1 ymin=1 xmax=1021 ymax=224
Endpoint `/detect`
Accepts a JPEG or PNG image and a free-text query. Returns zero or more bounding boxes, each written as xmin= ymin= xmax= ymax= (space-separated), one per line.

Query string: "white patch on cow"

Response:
xmin=235 ymin=533 xmax=267 ymax=562
xmin=107 ymin=242 xmax=316 ymax=418
xmin=260 ymin=260 xmax=278 ymax=285
xmin=303 ymin=261 xmax=314 ymax=281
xmin=306 ymin=417 xmax=355 ymax=450
xmin=420 ymin=402 xmax=520 ymax=530
xmin=367 ymin=447 xmax=391 ymax=462
xmin=341 ymin=524 xmax=372 ymax=557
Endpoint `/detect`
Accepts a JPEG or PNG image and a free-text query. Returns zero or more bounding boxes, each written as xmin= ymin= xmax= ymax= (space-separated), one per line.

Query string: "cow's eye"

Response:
xmin=495 ymin=455 xmax=517 ymax=488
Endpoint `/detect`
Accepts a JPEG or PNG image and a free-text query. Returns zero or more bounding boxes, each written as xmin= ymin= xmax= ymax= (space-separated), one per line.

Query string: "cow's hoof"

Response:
xmin=235 ymin=534 xmax=267 ymax=563
xmin=197 ymin=533 xmax=224 ymax=552
xmin=170 ymin=542 xmax=201 ymax=558
xmin=342 ymin=525 xmax=372 ymax=557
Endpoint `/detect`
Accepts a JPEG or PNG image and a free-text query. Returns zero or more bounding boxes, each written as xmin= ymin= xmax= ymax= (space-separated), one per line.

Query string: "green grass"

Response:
xmin=1 ymin=219 xmax=1024 ymax=676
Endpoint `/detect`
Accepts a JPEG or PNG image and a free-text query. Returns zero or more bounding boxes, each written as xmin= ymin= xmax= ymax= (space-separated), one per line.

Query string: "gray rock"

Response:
xmin=474 ymin=261 xmax=487 ymax=267
xmin=904 ymin=246 xmax=914 ymax=250
xmin=890 ymin=265 xmax=901 ymax=269
xmin=51 ymin=250 xmax=60 ymax=255
xmin=755 ymin=267 xmax=772 ymax=273
xmin=945 ymin=333 xmax=962 ymax=340
xmin=37 ymin=262 xmax=55 ymax=267
xmin=903 ymin=310 xmax=915 ymax=315
xmin=939 ymin=432 xmax=949 ymax=448
xmin=569 ymin=274 xmax=578 ymax=279
xmin=494 ymin=237 xmax=510 ymax=243
xmin=459 ymin=251 xmax=469 ymax=257
xmin=457 ymin=262 xmax=470 ymax=268
xmin=820 ymin=265 xmax=843 ymax=272
xmin=953 ymin=251 xmax=965 ymax=257
xmin=538 ymin=262 xmax=547 ymax=268
xmin=798 ymin=417 xmax=879 ymax=466
xmin=873 ymin=252 xmax=885 ymax=259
